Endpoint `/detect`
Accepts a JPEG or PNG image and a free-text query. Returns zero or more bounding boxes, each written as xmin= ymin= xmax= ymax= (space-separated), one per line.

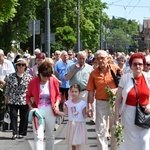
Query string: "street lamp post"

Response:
xmin=100 ymin=10 xmax=102 ymax=49
xmin=77 ymin=0 xmax=80 ymax=52
xmin=45 ymin=0 xmax=50 ymax=57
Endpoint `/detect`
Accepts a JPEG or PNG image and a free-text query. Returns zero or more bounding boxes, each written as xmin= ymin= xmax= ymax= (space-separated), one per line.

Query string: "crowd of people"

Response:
xmin=0 ymin=47 xmax=150 ymax=150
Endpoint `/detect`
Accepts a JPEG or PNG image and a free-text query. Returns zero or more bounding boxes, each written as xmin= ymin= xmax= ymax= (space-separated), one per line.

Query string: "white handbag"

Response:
xmin=4 ymin=112 xmax=11 ymax=124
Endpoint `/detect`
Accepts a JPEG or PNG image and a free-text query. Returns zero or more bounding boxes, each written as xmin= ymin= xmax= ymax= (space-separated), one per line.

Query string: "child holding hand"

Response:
xmin=55 ymin=84 xmax=87 ymax=150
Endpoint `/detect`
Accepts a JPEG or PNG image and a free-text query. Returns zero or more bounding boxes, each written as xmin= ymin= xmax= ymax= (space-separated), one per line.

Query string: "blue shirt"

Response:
xmin=55 ymin=60 xmax=73 ymax=88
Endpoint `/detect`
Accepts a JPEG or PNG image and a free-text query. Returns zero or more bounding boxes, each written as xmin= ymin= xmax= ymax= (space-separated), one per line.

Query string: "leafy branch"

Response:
xmin=105 ymin=87 xmax=116 ymax=114
xmin=114 ymin=124 xmax=124 ymax=146
xmin=106 ymin=87 xmax=124 ymax=146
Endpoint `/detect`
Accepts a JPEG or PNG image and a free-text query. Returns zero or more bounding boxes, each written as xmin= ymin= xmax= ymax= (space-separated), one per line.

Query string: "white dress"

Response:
xmin=65 ymin=99 xmax=87 ymax=145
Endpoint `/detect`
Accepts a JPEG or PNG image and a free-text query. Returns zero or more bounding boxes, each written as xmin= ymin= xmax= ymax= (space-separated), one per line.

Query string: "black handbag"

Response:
xmin=133 ymin=79 xmax=150 ymax=128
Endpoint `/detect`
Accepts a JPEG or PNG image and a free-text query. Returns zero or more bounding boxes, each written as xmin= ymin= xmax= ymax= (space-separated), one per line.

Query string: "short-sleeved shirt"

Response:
xmin=65 ymin=99 xmax=87 ymax=122
xmin=66 ymin=63 xmax=93 ymax=90
xmin=86 ymin=64 xmax=119 ymax=100
xmin=55 ymin=60 xmax=73 ymax=88
xmin=0 ymin=59 xmax=15 ymax=80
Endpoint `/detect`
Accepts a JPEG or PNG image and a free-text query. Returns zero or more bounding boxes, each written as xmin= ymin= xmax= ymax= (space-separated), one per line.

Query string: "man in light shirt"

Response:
xmin=0 ymin=49 xmax=15 ymax=126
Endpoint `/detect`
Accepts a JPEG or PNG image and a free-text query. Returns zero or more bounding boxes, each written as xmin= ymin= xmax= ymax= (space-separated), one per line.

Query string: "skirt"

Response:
xmin=65 ymin=121 xmax=87 ymax=146
xmin=118 ymin=105 xmax=150 ymax=150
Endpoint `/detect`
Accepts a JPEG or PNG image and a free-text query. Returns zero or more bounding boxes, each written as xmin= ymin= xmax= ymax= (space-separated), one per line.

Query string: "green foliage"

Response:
xmin=114 ymin=124 xmax=124 ymax=146
xmin=55 ymin=26 xmax=76 ymax=50
xmin=51 ymin=41 xmax=66 ymax=53
xmin=105 ymin=87 xmax=116 ymax=114
xmin=0 ymin=0 xmax=40 ymax=52
xmin=106 ymin=17 xmax=139 ymax=53
xmin=0 ymin=0 xmax=139 ymax=54
xmin=0 ymin=0 xmax=18 ymax=23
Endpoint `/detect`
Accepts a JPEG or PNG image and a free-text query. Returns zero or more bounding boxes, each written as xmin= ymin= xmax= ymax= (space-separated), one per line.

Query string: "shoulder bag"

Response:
xmin=110 ymin=65 xmax=121 ymax=87
xmin=133 ymin=78 xmax=150 ymax=128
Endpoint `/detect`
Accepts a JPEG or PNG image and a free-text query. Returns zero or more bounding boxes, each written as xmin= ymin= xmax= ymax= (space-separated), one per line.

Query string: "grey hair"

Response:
xmin=117 ymin=55 xmax=126 ymax=61
xmin=95 ymin=50 xmax=108 ymax=58
xmin=60 ymin=50 xmax=67 ymax=56
xmin=55 ymin=50 xmax=61 ymax=55
xmin=77 ymin=51 xmax=87 ymax=57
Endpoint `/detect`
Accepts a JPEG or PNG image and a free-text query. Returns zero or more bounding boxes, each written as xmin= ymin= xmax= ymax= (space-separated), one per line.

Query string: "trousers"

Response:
xmin=96 ymin=100 xmax=117 ymax=150
xmin=33 ymin=105 xmax=56 ymax=150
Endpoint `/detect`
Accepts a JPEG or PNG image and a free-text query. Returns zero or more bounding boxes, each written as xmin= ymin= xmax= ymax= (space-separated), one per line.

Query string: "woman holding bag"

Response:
xmin=26 ymin=61 xmax=61 ymax=150
xmin=5 ymin=58 xmax=32 ymax=139
xmin=114 ymin=53 xmax=150 ymax=150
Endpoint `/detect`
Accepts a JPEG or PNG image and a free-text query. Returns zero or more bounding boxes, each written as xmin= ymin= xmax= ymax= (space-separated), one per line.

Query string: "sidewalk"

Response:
xmin=0 ymin=118 xmax=106 ymax=150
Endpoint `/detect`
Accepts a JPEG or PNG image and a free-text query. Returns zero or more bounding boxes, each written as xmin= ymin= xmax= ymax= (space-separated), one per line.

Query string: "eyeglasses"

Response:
xmin=146 ymin=63 xmax=150 ymax=66
xmin=96 ymin=56 xmax=106 ymax=61
xmin=17 ymin=64 xmax=26 ymax=67
xmin=68 ymin=54 xmax=72 ymax=56
xmin=88 ymin=52 xmax=92 ymax=53
xmin=132 ymin=63 xmax=143 ymax=67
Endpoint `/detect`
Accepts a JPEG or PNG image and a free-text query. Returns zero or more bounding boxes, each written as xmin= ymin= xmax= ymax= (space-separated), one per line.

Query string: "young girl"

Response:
xmin=55 ymin=84 xmax=87 ymax=150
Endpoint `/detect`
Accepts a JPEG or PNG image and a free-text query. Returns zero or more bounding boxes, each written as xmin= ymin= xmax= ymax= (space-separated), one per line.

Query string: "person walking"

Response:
xmin=55 ymin=84 xmax=87 ymax=150
xmin=5 ymin=58 xmax=32 ymax=139
xmin=86 ymin=50 xmax=121 ymax=150
xmin=66 ymin=51 xmax=93 ymax=101
xmin=26 ymin=61 xmax=61 ymax=150
xmin=114 ymin=53 xmax=150 ymax=150
xmin=29 ymin=52 xmax=46 ymax=77
xmin=55 ymin=51 xmax=73 ymax=110
xmin=0 ymin=49 xmax=15 ymax=126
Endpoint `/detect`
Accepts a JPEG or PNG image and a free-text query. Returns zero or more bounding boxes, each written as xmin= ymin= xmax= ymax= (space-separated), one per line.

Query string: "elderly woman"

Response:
xmin=5 ymin=58 xmax=32 ymax=139
xmin=26 ymin=61 xmax=61 ymax=150
xmin=114 ymin=53 xmax=150 ymax=150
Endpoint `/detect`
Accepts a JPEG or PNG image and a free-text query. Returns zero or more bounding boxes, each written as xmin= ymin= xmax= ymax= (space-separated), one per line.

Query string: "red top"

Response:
xmin=126 ymin=75 xmax=149 ymax=106
xmin=26 ymin=76 xmax=61 ymax=115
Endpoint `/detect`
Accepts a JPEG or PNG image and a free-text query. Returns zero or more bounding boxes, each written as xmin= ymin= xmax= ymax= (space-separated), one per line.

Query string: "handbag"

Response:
xmin=133 ymin=79 xmax=150 ymax=128
xmin=4 ymin=112 xmax=11 ymax=124
xmin=3 ymin=105 xmax=11 ymax=124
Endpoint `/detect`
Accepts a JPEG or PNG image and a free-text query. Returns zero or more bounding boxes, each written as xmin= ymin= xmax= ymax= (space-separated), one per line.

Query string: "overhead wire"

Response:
xmin=105 ymin=0 xmax=150 ymax=21
xmin=126 ymin=0 xmax=141 ymax=18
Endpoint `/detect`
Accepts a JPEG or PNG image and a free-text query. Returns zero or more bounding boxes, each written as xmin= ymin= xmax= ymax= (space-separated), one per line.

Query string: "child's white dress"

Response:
xmin=65 ymin=99 xmax=87 ymax=145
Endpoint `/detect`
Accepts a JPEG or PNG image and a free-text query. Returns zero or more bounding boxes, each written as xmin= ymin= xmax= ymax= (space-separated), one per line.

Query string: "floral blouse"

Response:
xmin=5 ymin=72 xmax=32 ymax=105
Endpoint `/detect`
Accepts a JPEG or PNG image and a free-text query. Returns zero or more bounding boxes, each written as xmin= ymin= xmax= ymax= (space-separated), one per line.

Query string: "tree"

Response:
xmin=106 ymin=17 xmax=139 ymax=53
xmin=0 ymin=0 xmax=40 ymax=52
xmin=55 ymin=26 xmax=76 ymax=50
xmin=0 ymin=0 xmax=18 ymax=24
xmin=106 ymin=29 xmax=131 ymax=52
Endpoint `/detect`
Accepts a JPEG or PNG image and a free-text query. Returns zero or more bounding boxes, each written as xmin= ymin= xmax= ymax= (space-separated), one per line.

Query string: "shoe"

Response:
xmin=18 ymin=135 xmax=23 ymax=139
xmin=12 ymin=134 xmax=17 ymax=140
xmin=90 ymin=120 xmax=95 ymax=125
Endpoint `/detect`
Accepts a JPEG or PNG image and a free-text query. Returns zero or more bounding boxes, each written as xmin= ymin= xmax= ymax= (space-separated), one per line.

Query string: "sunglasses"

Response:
xmin=68 ymin=54 xmax=72 ymax=56
xmin=17 ymin=64 xmax=26 ymax=67
xmin=146 ymin=63 xmax=150 ymax=66
xmin=132 ymin=63 xmax=143 ymax=67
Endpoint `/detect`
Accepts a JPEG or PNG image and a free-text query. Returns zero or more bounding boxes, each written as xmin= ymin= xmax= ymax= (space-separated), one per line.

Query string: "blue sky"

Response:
xmin=102 ymin=0 xmax=150 ymax=24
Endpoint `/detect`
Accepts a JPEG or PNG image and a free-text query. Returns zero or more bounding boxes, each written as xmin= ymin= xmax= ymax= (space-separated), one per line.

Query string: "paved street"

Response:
xmin=0 ymin=117 xmax=111 ymax=150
